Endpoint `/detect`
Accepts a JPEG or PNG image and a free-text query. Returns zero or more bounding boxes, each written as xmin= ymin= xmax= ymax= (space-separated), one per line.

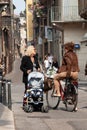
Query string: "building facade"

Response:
xmin=25 ymin=0 xmax=33 ymax=43
xmin=32 ymin=0 xmax=64 ymax=62
xmin=0 ymin=0 xmax=14 ymax=73
xmin=19 ymin=12 xmax=27 ymax=57
xmin=13 ymin=14 xmax=20 ymax=58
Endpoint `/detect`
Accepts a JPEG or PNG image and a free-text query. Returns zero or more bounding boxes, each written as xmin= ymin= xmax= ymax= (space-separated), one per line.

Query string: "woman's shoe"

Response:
xmin=74 ymin=107 xmax=78 ymax=112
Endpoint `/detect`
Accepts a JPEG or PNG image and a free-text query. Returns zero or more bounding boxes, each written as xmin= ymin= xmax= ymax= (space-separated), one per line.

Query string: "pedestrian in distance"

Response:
xmin=20 ymin=45 xmax=40 ymax=93
xmin=44 ymin=55 xmax=50 ymax=72
xmin=48 ymin=53 xmax=53 ymax=66
xmin=52 ymin=56 xmax=59 ymax=71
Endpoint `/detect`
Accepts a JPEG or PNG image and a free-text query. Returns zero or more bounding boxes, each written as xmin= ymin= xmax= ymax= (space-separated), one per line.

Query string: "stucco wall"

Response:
xmin=76 ymin=42 xmax=87 ymax=80
xmin=26 ymin=0 xmax=33 ymax=41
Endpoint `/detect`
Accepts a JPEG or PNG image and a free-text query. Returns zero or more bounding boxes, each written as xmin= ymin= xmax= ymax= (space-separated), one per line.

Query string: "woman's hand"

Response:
xmin=38 ymin=68 xmax=41 ymax=72
xmin=27 ymin=70 xmax=31 ymax=74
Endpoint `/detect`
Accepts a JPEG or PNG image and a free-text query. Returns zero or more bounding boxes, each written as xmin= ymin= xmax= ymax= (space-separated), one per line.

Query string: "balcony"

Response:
xmin=51 ymin=6 xmax=85 ymax=22
xmin=79 ymin=9 xmax=87 ymax=19
xmin=78 ymin=0 xmax=87 ymax=19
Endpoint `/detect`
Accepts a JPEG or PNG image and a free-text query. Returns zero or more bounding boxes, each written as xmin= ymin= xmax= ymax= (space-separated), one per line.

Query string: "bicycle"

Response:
xmin=46 ymin=77 xmax=78 ymax=112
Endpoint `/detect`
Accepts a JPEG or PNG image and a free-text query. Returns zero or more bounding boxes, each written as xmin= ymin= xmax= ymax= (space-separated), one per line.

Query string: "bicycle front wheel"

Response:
xmin=46 ymin=88 xmax=61 ymax=109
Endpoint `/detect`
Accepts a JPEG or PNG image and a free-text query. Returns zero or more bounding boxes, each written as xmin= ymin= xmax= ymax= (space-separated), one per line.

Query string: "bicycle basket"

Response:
xmin=44 ymin=78 xmax=53 ymax=92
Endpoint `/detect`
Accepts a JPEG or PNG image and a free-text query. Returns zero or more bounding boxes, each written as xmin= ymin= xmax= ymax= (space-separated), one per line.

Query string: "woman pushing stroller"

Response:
xmin=20 ymin=45 xmax=40 ymax=93
xmin=20 ymin=46 xmax=49 ymax=112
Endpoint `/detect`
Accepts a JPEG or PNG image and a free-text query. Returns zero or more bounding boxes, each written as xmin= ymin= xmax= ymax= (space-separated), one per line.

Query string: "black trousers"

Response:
xmin=24 ymin=83 xmax=28 ymax=93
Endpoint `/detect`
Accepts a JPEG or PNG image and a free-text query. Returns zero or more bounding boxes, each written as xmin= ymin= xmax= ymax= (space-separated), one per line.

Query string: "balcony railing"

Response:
xmin=51 ymin=6 xmax=85 ymax=22
xmin=78 ymin=0 xmax=87 ymax=19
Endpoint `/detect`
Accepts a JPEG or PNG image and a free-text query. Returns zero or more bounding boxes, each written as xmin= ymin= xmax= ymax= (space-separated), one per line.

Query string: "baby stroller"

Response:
xmin=23 ymin=71 xmax=48 ymax=113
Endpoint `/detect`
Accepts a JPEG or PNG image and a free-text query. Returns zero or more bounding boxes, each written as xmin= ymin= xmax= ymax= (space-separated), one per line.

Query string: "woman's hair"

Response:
xmin=25 ymin=45 xmax=35 ymax=56
xmin=64 ymin=42 xmax=74 ymax=51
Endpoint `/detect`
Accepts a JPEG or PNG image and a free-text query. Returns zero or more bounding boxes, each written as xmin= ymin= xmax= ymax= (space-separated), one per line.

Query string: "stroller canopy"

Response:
xmin=28 ymin=72 xmax=44 ymax=88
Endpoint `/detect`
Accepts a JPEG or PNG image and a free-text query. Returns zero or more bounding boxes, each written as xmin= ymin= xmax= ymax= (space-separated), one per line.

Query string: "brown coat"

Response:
xmin=58 ymin=50 xmax=80 ymax=77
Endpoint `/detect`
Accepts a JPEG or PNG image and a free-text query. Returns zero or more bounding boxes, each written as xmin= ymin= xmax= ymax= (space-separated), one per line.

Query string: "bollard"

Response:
xmin=0 ymin=76 xmax=2 ymax=102
xmin=2 ymin=79 xmax=7 ymax=106
xmin=7 ymin=80 xmax=12 ymax=110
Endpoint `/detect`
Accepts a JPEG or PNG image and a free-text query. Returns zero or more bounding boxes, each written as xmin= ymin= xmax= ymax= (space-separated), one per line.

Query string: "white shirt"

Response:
xmin=44 ymin=59 xmax=49 ymax=69
xmin=48 ymin=55 xmax=53 ymax=64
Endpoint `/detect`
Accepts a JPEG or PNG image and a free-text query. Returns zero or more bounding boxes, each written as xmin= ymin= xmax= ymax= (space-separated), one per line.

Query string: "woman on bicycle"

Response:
xmin=53 ymin=42 xmax=80 ymax=97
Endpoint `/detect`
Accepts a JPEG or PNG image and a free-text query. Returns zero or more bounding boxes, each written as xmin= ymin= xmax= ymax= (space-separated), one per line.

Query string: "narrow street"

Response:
xmin=6 ymin=58 xmax=87 ymax=130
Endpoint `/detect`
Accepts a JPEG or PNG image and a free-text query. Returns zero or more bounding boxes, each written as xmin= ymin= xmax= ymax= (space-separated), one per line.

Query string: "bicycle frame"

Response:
xmin=60 ymin=78 xmax=78 ymax=98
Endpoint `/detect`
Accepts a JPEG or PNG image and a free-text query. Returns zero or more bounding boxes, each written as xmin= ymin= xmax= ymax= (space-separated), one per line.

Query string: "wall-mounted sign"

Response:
xmin=38 ymin=36 xmax=42 ymax=44
xmin=45 ymin=26 xmax=53 ymax=41
xmin=74 ymin=44 xmax=80 ymax=49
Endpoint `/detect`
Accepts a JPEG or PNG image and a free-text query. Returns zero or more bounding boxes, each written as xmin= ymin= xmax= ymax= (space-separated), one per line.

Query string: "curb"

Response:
xmin=0 ymin=103 xmax=15 ymax=130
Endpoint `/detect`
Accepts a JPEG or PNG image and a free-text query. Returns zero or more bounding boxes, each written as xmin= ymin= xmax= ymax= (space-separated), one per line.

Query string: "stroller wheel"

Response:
xmin=27 ymin=105 xmax=34 ymax=113
xmin=23 ymin=104 xmax=27 ymax=112
xmin=24 ymin=104 xmax=34 ymax=113
xmin=41 ymin=105 xmax=49 ymax=113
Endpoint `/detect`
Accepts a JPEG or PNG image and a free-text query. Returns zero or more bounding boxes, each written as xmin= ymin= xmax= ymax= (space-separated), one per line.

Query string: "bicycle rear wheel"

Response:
xmin=46 ymin=87 xmax=61 ymax=109
xmin=65 ymin=84 xmax=78 ymax=112
xmin=65 ymin=94 xmax=78 ymax=112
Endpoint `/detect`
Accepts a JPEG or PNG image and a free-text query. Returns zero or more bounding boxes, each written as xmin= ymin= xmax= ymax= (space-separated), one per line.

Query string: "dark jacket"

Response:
xmin=52 ymin=61 xmax=59 ymax=69
xmin=58 ymin=50 xmax=80 ymax=77
xmin=20 ymin=55 xmax=40 ymax=84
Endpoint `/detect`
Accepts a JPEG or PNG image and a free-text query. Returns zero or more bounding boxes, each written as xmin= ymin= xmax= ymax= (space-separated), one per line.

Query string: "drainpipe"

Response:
xmin=52 ymin=23 xmax=64 ymax=57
